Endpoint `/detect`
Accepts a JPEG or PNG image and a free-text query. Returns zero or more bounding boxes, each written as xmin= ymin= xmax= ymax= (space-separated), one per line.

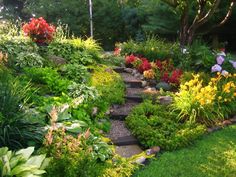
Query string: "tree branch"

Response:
xmin=215 ymin=1 xmax=235 ymax=28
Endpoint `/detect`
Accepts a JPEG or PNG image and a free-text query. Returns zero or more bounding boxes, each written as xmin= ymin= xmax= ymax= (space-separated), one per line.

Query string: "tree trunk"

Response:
xmin=179 ymin=6 xmax=189 ymax=47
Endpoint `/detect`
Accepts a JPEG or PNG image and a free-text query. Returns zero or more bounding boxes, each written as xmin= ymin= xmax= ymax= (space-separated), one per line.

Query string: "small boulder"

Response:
xmin=156 ymin=82 xmax=172 ymax=91
xmin=159 ymin=96 xmax=173 ymax=105
xmin=135 ymin=156 xmax=146 ymax=164
xmin=48 ymin=55 xmax=67 ymax=65
xmin=146 ymin=146 xmax=161 ymax=156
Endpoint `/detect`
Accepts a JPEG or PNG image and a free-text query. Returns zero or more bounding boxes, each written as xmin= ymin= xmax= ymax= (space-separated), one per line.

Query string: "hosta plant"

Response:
xmin=0 ymin=146 xmax=50 ymax=177
xmin=16 ymin=52 xmax=45 ymax=68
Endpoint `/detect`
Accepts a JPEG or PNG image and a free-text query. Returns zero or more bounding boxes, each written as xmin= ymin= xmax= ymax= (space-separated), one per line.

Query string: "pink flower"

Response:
xmin=216 ymin=56 xmax=224 ymax=65
xmin=211 ymin=64 xmax=222 ymax=73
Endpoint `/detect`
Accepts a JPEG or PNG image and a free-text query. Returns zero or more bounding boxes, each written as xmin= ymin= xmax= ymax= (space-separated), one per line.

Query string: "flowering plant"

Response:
xmin=173 ymin=73 xmax=236 ymax=125
xmin=23 ymin=17 xmax=56 ymax=44
xmin=153 ymin=60 xmax=182 ymax=86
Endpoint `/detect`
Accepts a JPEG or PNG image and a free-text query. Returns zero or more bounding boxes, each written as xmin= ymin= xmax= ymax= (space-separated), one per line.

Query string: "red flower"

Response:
xmin=161 ymin=72 xmax=170 ymax=82
xmin=23 ymin=17 xmax=56 ymax=44
xmin=168 ymin=69 xmax=183 ymax=85
xmin=114 ymin=47 xmax=121 ymax=56
xmin=125 ymin=54 xmax=137 ymax=65
xmin=156 ymin=60 xmax=162 ymax=70
xmin=138 ymin=58 xmax=151 ymax=73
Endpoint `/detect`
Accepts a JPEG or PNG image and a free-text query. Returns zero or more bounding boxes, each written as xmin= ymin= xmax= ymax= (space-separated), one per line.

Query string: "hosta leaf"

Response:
xmin=25 ymin=155 xmax=46 ymax=168
xmin=10 ymin=165 xmax=38 ymax=175
xmin=16 ymin=147 xmax=34 ymax=160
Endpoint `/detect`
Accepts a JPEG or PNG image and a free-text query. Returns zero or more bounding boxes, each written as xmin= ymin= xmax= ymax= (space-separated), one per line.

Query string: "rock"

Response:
xmin=135 ymin=156 xmax=146 ymax=164
xmin=146 ymin=146 xmax=160 ymax=155
xmin=142 ymin=81 xmax=148 ymax=87
xmin=132 ymin=69 xmax=138 ymax=76
xmin=222 ymin=120 xmax=232 ymax=126
xmin=134 ymin=73 xmax=141 ymax=78
xmin=230 ymin=116 xmax=236 ymax=123
xmin=105 ymin=68 xmax=113 ymax=73
xmin=156 ymin=82 xmax=172 ymax=91
xmin=140 ymin=75 xmax=144 ymax=80
xmin=92 ymin=107 xmax=98 ymax=116
xmin=124 ymin=68 xmax=133 ymax=73
xmin=159 ymin=96 xmax=173 ymax=105
xmin=48 ymin=55 xmax=67 ymax=65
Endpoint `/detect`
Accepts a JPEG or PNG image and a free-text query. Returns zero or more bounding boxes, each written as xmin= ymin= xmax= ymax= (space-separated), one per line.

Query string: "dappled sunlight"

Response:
xmin=199 ymin=137 xmax=236 ymax=176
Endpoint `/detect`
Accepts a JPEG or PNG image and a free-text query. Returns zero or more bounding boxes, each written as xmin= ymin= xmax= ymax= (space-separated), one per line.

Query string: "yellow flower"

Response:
xmin=218 ymin=96 xmax=222 ymax=100
xmin=143 ymin=69 xmax=155 ymax=79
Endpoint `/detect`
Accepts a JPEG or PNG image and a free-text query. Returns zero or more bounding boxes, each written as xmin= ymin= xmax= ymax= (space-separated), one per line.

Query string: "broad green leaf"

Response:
xmin=16 ymin=147 xmax=34 ymax=160
xmin=25 ymin=155 xmax=46 ymax=168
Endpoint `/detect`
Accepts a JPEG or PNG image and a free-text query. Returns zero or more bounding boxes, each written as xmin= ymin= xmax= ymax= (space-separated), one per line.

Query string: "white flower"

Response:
xmin=221 ymin=70 xmax=229 ymax=76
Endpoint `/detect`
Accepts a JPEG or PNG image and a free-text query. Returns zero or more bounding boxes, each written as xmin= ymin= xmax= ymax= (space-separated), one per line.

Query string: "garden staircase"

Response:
xmin=107 ymin=67 xmax=148 ymax=157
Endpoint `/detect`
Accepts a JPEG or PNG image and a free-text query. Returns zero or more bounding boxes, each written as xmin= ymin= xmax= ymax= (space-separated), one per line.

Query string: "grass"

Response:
xmin=134 ymin=124 xmax=236 ymax=177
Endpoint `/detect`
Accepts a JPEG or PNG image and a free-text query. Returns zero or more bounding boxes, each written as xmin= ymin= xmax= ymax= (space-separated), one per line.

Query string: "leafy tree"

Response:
xmin=161 ymin=0 xmax=236 ymax=46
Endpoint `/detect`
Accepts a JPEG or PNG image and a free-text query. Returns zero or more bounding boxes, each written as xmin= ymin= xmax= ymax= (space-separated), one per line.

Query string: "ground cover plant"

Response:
xmin=126 ymin=101 xmax=206 ymax=150
xmin=134 ymin=124 xmax=236 ymax=177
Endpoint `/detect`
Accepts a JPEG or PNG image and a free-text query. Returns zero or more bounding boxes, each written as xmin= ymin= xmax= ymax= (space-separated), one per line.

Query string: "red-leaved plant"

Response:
xmin=23 ymin=17 xmax=56 ymax=44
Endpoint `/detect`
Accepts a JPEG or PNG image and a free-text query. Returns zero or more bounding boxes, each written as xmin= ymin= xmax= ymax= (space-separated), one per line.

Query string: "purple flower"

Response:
xmin=229 ymin=60 xmax=236 ymax=69
xmin=221 ymin=70 xmax=229 ymax=76
xmin=211 ymin=64 xmax=222 ymax=73
xmin=216 ymin=56 xmax=224 ymax=65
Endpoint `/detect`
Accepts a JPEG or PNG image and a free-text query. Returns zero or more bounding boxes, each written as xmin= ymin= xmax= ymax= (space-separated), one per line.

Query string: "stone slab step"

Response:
xmin=113 ymin=67 xmax=125 ymax=73
xmin=110 ymin=102 xmax=138 ymax=120
xmin=113 ymin=135 xmax=139 ymax=146
xmin=125 ymin=81 xmax=143 ymax=88
xmin=110 ymin=114 xmax=127 ymax=120
xmin=115 ymin=145 xmax=143 ymax=158
xmin=125 ymin=95 xmax=143 ymax=103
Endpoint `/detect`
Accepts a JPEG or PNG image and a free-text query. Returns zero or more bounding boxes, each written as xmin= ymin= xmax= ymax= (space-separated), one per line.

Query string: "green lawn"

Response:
xmin=134 ymin=125 xmax=236 ymax=177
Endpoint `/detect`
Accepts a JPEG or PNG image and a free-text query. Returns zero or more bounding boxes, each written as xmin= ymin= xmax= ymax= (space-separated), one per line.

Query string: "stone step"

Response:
xmin=115 ymin=145 xmax=143 ymax=158
xmin=125 ymin=81 xmax=143 ymax=88
xmin=125 ymin=95 xmax=143 ymax=103
xmin=113 ymin=67 xmax=125 ymax=73
xmin=113 ymin=135 xmax=139 ymax=146
xmin=109 ymin=102 xmax=138 ymax=120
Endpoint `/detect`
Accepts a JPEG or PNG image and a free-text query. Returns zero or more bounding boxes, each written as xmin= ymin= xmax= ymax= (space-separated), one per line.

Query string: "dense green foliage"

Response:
xmin=126 ymin=101 xmax=206 ymax=150
xmin=134 ymin=124 xmax=236 ymax=177
xmin=0 ymin=68 xmax=43 ymax=149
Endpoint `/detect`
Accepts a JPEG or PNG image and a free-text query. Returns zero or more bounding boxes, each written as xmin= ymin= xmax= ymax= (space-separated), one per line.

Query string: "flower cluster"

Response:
xmin=114 ymin=47 xmax=121 ymax=56
xmin=23 ymin=17 xmax=56 ymax=44
xmin=125 ymin=54 xmax=182 ymax=86
xmin=212 ymin=72 xmax=236 ymax=103
xmin=154 ymin=60 xmax=182 ymax=85
xmin=211 ymin=51 xmax=236 ymax=75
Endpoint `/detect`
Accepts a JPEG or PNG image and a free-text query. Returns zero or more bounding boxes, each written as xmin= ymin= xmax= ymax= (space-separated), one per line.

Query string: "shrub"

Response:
xmin=24 ymin=67 xmax=71 ymax=95
xmin=22 ymin=17 xmax=56 ymax=44
xmin=15 ymin=52 xmax=45 ymax=68
xmin=90 ymin=65 xmax=125 ymax=105
xmin=0 ymin=68 xmax=43 ymax=149
xmin=48 ymin=38 xmax=102 ymax=63
xmin=126 ymin=101 xmax=206 ymax=150
xmin=43 ymin=127 xmax=112 ymax=177
xmin=120 ymin=37 xmax=182 ymax=63
xmin=60 ymin=63 xmax=90 ymax=84
xmin=0 ymin=35 xmax=38 ymax=58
